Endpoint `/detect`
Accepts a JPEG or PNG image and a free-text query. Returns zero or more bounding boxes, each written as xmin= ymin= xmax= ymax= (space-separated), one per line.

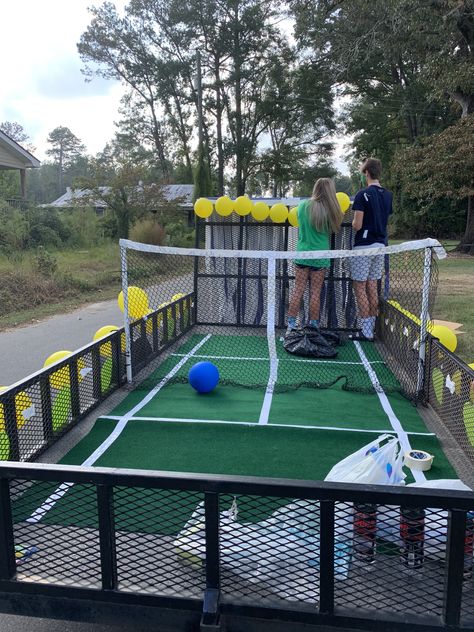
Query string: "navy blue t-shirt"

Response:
xmin=352 ymin=185 xmax=393 ymax=247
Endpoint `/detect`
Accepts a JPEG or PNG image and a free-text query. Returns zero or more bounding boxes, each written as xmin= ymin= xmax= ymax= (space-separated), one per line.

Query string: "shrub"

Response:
xmin=61 ymin=207 xmax=104 ymax=247
xmin=129 ymin=218 xmax=167 ymax=245
xmin=33 ymin=247 xmax=58 ymax=278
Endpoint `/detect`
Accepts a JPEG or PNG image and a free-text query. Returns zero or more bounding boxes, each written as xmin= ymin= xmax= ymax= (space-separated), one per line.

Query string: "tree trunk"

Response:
xmin=149 ymin=102 xmax=169 ymax=181
xmin=233 ymin=3 xmax=244 ymax=195
xmin=215 ymin=56 xmax=225 ymax=196
xmin=456 ymin=194 xmax=474 ymax=254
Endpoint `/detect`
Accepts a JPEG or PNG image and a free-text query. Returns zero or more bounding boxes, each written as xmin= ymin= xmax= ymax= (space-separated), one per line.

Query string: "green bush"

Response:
xmin=129 ymin=218 xmax=167 ymax=245
xmin=166 ymin=220 xmax=195 ymax=247
xmin=33 ymin=247 xmax=58 ymax=278
xmin=61 ymin=207 xmax=104 ymax=247
xmin=0 ymin=203 xmax=29 ymax=252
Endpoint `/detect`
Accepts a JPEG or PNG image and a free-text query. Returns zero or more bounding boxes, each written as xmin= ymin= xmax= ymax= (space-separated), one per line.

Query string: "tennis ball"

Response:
xmin=432 ymin=367 xmax=444 ymax=405
xmin=270 ymin=203 xmax=288 ymax=223
xmin=215 ymin=196 xmax=234 ymax=216
xmin=117 ymin=287 xmax=149 ymax=320
xmin=336 ymin=192 xmax=351 ymax=213
xmin=452 ymin=369 xmax=462 ymax=395
xmin=251 ymin=201 xmax=270 ymax=221
xmin=0 ymin=432 xmax=9 ymax=460
xmin=463 ymin=402 xmax=474 ymax=447
xmin=288 ymin=207 xmax=299 ymax=227
xmin=234 ymin=196 xmax=253 ymax=216
xmin=194 ymin=198 xmax=213 ymax=218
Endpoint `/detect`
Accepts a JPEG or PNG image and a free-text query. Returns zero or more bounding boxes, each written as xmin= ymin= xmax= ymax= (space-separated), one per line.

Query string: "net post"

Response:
xmin=120 ymin=242 xmax=133 ymax=385
xmin=416 ymin=247 xmax=432 ymax=398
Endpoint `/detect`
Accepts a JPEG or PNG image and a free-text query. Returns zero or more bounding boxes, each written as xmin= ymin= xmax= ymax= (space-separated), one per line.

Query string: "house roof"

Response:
xmin=45 ymin=184 xmax=194 ymax=208
xmin=0 ymin=130 xmax=41 ymax=169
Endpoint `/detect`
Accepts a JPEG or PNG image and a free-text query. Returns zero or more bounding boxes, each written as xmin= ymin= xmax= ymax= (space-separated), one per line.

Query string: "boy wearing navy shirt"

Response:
xmin=350 ymin=158 xmax=393 ymax=340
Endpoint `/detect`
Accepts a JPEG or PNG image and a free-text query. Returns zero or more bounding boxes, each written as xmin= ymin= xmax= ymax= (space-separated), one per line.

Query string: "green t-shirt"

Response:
xmin=294 ymin=200 xmax=330 ymax=268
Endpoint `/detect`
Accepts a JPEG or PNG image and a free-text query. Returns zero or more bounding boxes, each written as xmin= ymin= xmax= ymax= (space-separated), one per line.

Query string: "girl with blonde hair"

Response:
xmin=287 ymin=178 xmax=343 ymax=331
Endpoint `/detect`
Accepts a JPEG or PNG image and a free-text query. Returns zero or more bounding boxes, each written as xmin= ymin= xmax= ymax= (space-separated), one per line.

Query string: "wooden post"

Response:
xmin=20 ymin=168 xmax=26 ymax=199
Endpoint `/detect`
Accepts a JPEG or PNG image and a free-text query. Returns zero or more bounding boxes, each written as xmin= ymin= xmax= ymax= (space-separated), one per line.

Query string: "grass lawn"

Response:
xmin=0 ymin=242 xmax=121 ymax=329
xmin=434 ymin=255 xmax=474 ymax=363
xmin=389 ymin=239 xmax=474 ymax=363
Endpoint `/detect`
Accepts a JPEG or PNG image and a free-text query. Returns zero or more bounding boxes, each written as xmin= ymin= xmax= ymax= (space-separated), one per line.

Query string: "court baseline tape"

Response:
xmin=353 ymin=340 xmax=426 ymax=483
xmin=26 ymin=334 xmax=212 ymax=524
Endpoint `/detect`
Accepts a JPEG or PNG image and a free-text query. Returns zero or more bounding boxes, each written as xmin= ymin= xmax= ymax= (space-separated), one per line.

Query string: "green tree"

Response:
xmin=392 ymin=115 xmax=474 ymax=252
xmin=78 ymin=162 xmax=178 ymax=238
xmin=46 ymin=126 xmax=86 ymax=196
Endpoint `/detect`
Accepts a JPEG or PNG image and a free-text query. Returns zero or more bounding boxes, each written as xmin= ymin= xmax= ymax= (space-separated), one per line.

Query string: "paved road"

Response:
xmin=0 ymin=300 xmax=160 ymax=631
xmin=0 ymin=300 xmax=123 ymax=385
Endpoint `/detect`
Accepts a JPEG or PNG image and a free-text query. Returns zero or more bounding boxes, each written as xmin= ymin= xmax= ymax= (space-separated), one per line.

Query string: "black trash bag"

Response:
xmin=320 ymin=329 xmax=343 ymax=347
xmin=283 ymin=327 xmax=338 ymax=358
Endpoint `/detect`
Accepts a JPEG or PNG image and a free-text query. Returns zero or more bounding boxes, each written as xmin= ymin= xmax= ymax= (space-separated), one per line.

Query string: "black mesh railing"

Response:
xmin=1 ymin=462 xmax=473 ymax=631
xmin=426 ymin=339 xmax=474 ymax=464
xmin=0 ymin=298 xmax=191 ymax=464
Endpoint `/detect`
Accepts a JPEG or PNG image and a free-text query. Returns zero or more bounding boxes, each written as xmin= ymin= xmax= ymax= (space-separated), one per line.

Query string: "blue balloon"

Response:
xmin=188 ymin=361 xmax=220 ymax=394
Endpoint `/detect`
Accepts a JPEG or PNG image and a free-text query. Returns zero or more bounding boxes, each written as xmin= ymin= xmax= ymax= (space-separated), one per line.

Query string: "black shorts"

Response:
xmin=295 ymin=263 xmax=327 ymax=271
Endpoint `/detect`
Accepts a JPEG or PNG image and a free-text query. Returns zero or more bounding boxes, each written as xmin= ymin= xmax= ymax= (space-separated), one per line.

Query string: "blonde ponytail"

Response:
xmin=308 ymin=178 xmax=343 ymax=234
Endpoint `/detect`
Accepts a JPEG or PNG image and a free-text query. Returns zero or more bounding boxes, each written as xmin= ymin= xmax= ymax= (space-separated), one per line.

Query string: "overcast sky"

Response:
xmin=1 ymin=0 xmax=349 ymax=174
xmin=1 ymin=0 xmax=127 ymax=160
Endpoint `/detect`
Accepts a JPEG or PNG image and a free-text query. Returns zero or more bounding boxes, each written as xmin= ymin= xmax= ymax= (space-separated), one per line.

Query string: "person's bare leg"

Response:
xmin=352 ymin=280 xmax=370 ymax=318
xmin=367 ymin=279 xmax=379 ymax=316
xmin=288 ymin=267 xmax=309 ymax=320
xmin=309 ymin=268 xmax=326 ymax=322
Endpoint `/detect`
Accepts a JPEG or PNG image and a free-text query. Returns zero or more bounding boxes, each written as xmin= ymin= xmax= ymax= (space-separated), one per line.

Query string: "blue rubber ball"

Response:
xmin=188 ymin=361 xmax=220 ymax=394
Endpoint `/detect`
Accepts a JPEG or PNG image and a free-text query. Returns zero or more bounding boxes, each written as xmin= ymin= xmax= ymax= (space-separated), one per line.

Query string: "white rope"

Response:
xmin=119 ymin=238 xmax=446 ymax=260
xmin=99 ymin=414 xmax=435 ymax=436
xmin=353 ymin=341 xmax=426 ymax=483
xmin=26 ymin=335 xmax=212 ymax=524
xmin=170 ymin=352 xmax=386 ymax=366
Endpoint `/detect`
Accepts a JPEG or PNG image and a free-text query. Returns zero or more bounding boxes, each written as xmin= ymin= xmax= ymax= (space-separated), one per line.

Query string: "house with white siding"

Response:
xmin=0 ymin=130 xmax=40 ymax=199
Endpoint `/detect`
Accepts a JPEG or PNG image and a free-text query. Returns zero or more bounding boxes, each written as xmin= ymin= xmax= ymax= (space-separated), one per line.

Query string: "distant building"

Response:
xmin=45 ymin=184 xmax=194 ymax=216
xmin=0 ymin=130 xmax=40 ymax=200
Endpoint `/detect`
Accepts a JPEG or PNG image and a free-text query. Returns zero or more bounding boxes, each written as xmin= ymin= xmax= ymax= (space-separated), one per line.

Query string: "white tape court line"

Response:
xmin=100 ymin=414 xmax=435 ymax=436
xmin=26 ymin=334 xmax=212 ymax=524
xmin=353 ymin=341 xmax=426 ymax=483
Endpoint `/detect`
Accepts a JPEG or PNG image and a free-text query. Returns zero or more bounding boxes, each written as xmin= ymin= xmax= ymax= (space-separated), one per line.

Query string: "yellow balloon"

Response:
xmin=234 ymin=196 xmax=253 ymax=216
xmin=93 ymin=325 xmax=120 ymax=358
xmin=117 ymin=286 xmax=149 ymax=320
xmin=288 ymin=207 xmax=299 ymax=227
xmin=251 ymin=201 xmax=270 ymax=221
xmin=336 ymin=192 xmax=351 ymax=213
xmin=44 ymin=351 xmax=87 ymax=389
xmin=194 ymin=197 xmax=213 ymax=218
xmin=215 ymin=196 xmax=234 ymax=216
xmin=270 ymin=203 xmax=288 ymax=223
xmin=0 ymin=387 xmax=34 ymax=431
xmin=429 ymin=324 xmax=457 ymax=353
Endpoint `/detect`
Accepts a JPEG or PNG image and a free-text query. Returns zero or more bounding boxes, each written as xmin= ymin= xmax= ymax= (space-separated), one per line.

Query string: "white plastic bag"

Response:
xmin=174 ymin=498 xmax=352 ymax=603
xmin=324 ymin=433 xmax=405 ymax=485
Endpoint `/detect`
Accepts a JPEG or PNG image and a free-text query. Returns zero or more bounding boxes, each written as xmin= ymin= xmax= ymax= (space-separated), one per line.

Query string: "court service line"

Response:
xmin=26 ymin=334 xmax=212 ymax=524
xmin=100 ymin=414 xmax=436 ymax=436
xmin=259 ymin=257 xmax=278 ymax=425
xmin=353 ymin=341 xmax=426 ymax=483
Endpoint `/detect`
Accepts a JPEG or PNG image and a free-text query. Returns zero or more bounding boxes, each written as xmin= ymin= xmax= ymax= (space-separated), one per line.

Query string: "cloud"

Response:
xmin=36 ymin=57 xmax=117 ymax=99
